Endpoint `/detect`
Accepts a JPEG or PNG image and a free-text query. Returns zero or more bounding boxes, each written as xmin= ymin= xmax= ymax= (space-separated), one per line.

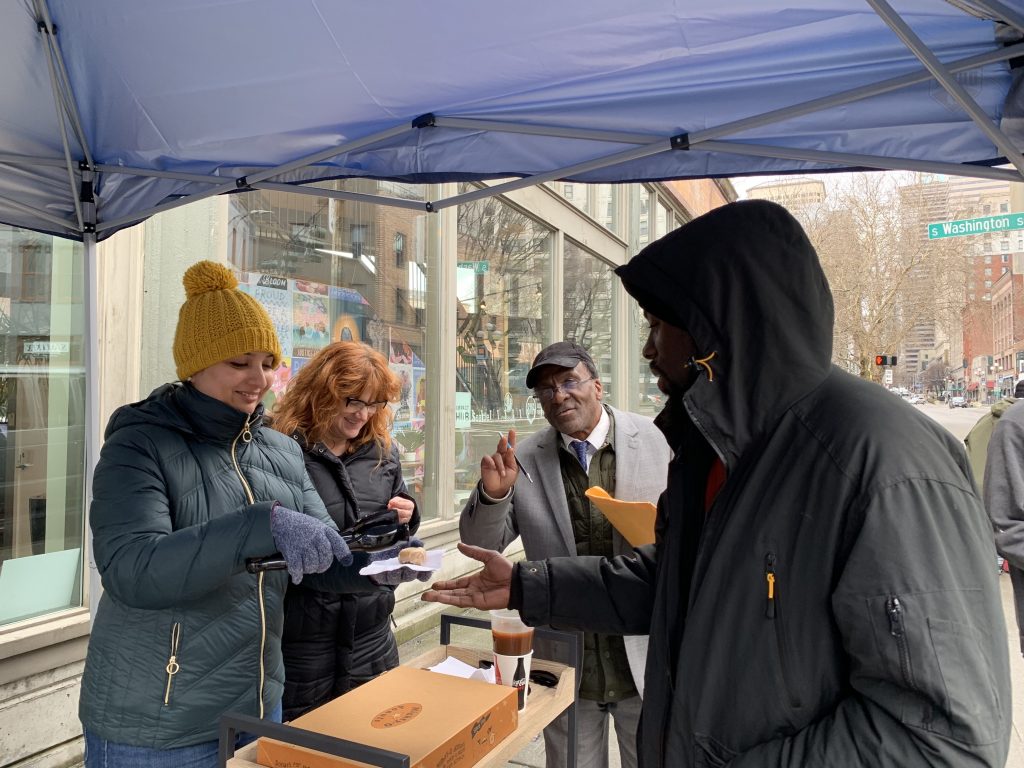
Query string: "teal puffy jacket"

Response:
xmin=79 ymin=383 xmax=371 ymax=748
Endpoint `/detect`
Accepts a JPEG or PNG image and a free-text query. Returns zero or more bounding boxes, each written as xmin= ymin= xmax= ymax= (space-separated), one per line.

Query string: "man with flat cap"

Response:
xmin=460 ymin=340 xmax=670 ymax=768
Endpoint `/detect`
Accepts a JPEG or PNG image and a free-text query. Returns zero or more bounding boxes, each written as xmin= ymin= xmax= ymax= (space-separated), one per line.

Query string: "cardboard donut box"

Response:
xmin=257 ymin=666 xmax=518 ymax=768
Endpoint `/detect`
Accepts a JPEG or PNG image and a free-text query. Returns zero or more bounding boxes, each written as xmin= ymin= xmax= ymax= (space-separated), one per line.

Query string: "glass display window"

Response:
xmin=0 ymin=226 xmax=85 ymax=627
xmin=226 ymin=182 xmax=435 ymax=517
xmin=453 ymin=193 xmax=552 ymax=513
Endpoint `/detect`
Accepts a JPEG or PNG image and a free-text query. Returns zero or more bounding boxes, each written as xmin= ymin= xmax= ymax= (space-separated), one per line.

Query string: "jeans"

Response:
xmin=84 ymin=701 xmax=282 ymax=768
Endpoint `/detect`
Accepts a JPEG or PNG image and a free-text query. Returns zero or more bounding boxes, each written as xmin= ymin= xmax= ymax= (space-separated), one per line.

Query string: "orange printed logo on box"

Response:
xmin=371 ymin=703 xmax=422 ymax=728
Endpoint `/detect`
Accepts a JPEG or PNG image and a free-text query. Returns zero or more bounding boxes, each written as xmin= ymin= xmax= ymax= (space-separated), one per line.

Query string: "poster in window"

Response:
xmin=237 ymin=271 xmax=293 ymax=359
xmin=292 ymin=291 xmax=329 ymax=359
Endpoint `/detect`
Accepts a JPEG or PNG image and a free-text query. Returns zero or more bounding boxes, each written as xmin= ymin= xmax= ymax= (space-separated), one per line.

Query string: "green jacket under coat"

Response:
xmin=965 ymin=396 xmax=1017 ymax=492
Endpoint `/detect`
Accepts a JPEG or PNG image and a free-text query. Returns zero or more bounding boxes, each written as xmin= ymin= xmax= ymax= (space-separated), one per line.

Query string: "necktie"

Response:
xmin=570 ymin=439 xmax=588 ymax=469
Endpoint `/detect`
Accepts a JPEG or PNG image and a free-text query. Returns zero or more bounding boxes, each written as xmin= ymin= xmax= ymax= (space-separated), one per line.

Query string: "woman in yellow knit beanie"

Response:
xmin=80 ymin=260 xmax=370 ymax=768
xmin=172 ymin=259 xmax=282 ymax=383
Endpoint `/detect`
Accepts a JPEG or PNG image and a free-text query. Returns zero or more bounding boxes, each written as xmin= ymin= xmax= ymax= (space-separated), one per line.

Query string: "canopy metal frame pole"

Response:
xmin=0 ymin=193 xmax=76 ymax=232
xmin=34 ymin=0 xmax=92 ymax=168
xmin=695 ymin=140 xmax=1024 ymax=182
xmin=969 ymin=0 xmax=1024 ymax=34
xmin=0 ymin=154 xmax=73 ymax=169
xmin=430 ymin=140 xmax=674 ymax=212
xmin=37 ymin=6 xmax=84 ymax=232
xmin=96 ymin=121 xmax=418 ymax=235
xmin=240 ymin=124 xmax=411 ymax=188
xmin=250 ymin=181 xmax=431 ymax=212
xmin=867 ymin=0 xmax=1024 ymax=176
xmin=94 ymin=164 xmax=242 ymax=185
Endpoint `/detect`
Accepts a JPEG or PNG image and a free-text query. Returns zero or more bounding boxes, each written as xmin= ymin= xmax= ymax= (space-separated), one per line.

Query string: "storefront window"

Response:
xmin=655 ymin=200 xmax=670 ymax=239
xmin=0 ymin=227 xmax=85 ymax=626
xmin=631 ymin=297 xmax=663 ymax=417
xmin=595 ymin=184 xmax=620 ymax=235
xmin=226 ymin=181 xmax=436 ymax=518
xmin=635 ymin=188 xmax=651 ymax=251
xmin=563 ymin=240 xmax=614 ymax=396
xmin=454 ymin=192 xmax=552 ymax=513
xmin=560 ymin=182 xmax=590 ymax=215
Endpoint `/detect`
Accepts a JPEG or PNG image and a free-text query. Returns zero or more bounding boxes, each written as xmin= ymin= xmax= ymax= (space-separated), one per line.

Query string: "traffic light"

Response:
xmin=874 ymin=355 xmax=898 ymax=366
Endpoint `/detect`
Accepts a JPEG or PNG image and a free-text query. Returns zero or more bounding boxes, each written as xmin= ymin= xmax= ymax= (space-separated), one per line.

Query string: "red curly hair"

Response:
xmin=270 ymin=341 xmax=400 ymax=456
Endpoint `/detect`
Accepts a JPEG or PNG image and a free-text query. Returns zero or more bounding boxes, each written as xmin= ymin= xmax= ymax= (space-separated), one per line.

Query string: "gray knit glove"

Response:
xmin=367 ymin=537 xmax=434 ymax=586
xmin=270 ymin=505 xmax=353 ymax=584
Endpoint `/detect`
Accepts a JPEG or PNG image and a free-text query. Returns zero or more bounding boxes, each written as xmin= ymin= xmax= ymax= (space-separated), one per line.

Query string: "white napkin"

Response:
xmin=358 ymin=548 xmax=443 ymax=575
xmin=428 ymin=656 xmax=494 ymax=683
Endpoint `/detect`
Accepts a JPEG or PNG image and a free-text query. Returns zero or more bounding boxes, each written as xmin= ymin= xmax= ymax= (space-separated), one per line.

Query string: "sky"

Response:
xmin=729 ymin=170 xmax=926 ymax=200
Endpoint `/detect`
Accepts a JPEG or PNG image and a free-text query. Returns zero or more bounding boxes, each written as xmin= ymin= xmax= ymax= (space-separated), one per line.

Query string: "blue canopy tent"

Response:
xmin=3 ymin=0 xmax=1024 ymax=624
xmin=2 ymin=0 xmax=1024 ymax=241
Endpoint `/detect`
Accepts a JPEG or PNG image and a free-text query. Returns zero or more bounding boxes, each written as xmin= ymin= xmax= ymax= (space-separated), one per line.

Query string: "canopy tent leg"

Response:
xmin=83 ymin=232 xmax=101 ymax=624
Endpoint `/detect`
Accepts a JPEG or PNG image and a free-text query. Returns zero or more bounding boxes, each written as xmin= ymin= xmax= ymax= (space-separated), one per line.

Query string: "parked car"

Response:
xmin=948 ymin=396 xmax=968 ymax=408
xmin=908 ymin=394 xmax=925 ymax=405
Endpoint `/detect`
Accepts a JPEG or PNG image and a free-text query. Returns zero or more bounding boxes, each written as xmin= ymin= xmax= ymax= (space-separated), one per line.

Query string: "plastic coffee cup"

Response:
xmin=490 ymin=609 xmax=534 ymax=710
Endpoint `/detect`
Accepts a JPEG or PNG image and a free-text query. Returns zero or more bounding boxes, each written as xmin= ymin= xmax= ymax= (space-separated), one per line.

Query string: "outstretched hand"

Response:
xmin=421 ymin=542 xmax=513 ymax=610
xmin=480 ymin=429 xmax=519 ymax=498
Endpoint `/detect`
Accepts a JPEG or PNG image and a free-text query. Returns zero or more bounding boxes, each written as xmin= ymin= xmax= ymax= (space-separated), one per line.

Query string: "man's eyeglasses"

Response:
xmin=345 ymin=397 xmax=389 ymax=415
xmin=532 ymin=376 xmax=594 ymax=403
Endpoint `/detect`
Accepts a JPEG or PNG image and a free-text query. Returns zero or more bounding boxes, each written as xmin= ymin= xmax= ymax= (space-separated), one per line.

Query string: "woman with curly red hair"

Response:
xmin=271 ymin=341 xmax=421 ymax=719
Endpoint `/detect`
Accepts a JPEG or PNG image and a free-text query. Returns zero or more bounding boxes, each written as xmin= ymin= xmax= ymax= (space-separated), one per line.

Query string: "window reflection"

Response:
xmin=595 ymin=185 xmax=619 ymax=234
xmin=0 ymin=227 xmax=85 ymax=626
xmin=563 ymin=240 xmax=614 ymax=396
xmin=454 ymin=191 xmax=552 ymax=513
xmin=226 ymin=182 xmax=434 ymax=518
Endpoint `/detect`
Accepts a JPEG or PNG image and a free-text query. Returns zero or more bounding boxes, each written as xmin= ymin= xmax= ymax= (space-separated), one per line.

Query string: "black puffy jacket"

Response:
xmin=281 ymin=437 xmax=419 ymax=720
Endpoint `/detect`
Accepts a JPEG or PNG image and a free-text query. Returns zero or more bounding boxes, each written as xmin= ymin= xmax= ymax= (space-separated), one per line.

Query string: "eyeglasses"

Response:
xmin=532 ymin=376 xmax=595 ymax=403
xmin=345 ymin=397 xmax=389 ymax=414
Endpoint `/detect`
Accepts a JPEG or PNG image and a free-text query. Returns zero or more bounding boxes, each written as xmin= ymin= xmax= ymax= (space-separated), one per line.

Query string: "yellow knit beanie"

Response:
xmin=172 ymin=261 xmax=282 ymax=380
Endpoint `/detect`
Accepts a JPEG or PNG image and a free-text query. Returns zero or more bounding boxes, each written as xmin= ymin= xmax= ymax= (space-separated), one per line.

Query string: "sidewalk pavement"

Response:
xmin=398 ymin=574 xmax=1024 ymax=768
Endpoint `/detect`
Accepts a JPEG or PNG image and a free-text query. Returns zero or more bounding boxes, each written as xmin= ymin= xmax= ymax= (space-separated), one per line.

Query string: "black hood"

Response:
xmin=616 ymin=199 xmax=834 ymax=467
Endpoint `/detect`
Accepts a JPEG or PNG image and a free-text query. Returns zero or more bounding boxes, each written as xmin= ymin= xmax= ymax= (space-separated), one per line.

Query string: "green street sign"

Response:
xmin=457 ymin=260 xmax=490 ymax=274
xmin=928 ymin=212 xmax=1024 ymax=240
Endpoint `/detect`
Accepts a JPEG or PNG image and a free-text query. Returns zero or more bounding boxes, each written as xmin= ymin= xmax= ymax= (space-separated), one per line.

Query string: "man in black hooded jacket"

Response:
xmin=426 ymin=200 xmax=1010 ymax=767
